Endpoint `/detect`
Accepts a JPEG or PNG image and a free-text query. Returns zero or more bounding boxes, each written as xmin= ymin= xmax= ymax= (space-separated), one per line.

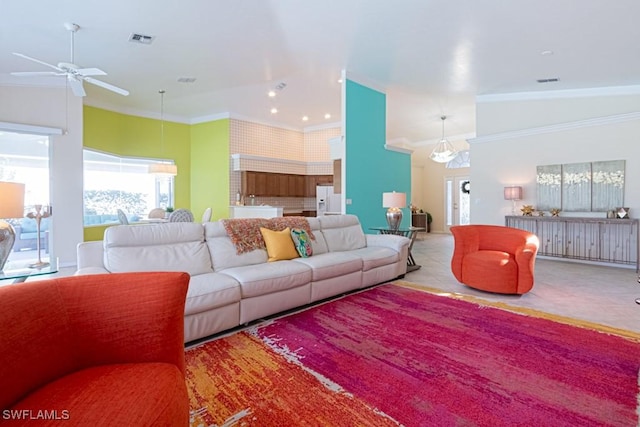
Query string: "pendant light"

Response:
xmin=148 ymin=90 xmax=178 ymax=176
xmin=429 ymin=115 xmax=458 ymax=163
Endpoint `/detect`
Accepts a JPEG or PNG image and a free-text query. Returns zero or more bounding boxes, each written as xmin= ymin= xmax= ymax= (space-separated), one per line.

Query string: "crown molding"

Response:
xmin=0 ymin=121 xmax=63 ymax=135
xmin=83 ymin=99 xmax=192 ymax=124
xmin=303 ymin=121 xmax=341 ymax=132
xmin=384 ymin=144 xmax=413 ymax=154
xmin=410 ymin=132 xmax=476 ymax=148
xmin=477 ymin=85 xmax=640 ymax=103
xmin=468 ymin=111 xmax=640 ymax=144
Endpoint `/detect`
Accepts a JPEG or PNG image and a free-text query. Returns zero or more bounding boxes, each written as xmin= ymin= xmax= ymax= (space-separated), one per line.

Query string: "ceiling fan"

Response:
xmin=11 ymin=22 xmax=129 ymax=97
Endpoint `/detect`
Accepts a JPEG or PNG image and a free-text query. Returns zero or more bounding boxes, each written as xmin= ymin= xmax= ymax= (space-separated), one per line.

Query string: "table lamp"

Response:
xmin=504 ymin=186 xmax=523 ymax=215
xmin=382 ymin=191 xmax=406 ymax=231
xmin=0 ymin=182 xmax=26 ymax=271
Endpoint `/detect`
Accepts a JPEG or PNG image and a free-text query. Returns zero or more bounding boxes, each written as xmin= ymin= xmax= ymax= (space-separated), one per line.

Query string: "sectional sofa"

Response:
xmin=76 ymin=214 xmax=410 ymax=343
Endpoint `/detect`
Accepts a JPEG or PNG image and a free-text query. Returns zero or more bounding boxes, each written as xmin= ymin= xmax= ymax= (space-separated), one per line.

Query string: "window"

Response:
xmin=83 ymin=149 xmax=174 ymax=226
xmin=0 ymin=131 xmax=51 ymax=263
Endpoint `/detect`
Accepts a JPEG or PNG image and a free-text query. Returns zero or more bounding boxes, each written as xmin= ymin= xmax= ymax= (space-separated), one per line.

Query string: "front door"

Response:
xmin=445 ymin=176 xmax=470 ymax=233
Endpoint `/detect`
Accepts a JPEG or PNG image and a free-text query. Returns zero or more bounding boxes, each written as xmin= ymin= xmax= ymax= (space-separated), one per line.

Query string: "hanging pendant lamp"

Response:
xmin=429 ymin=115 xmax=458 ymax=163
xmin=148 ymin=90 xmax=178 ymax=176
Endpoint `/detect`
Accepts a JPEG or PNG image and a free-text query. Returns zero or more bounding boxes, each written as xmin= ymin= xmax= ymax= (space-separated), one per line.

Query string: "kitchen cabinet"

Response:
xmin=242 ymin=171 xmax=332 ymax=198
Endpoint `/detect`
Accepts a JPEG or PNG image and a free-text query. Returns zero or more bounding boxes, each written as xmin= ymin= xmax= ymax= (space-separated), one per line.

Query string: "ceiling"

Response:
xmin=3 ymin=0 xmax=640 ymax=148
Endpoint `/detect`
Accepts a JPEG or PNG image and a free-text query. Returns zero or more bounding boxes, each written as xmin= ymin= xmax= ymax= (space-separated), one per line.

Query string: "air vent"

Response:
xmin=537 ymin=78 xmax=559 ymax=83
xmin=177 ymin=77 xmax=197 ymax=83
xmin=129 ymin=33 xmax=155 ymax=44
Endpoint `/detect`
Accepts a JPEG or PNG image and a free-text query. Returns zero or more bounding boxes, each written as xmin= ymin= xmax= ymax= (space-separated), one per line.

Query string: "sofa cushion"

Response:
xmin=9 ymin=363 xmax=188 ymax=426
xmin=306 ymin=217 xmax=328 ymax=255
xmin=318 ymin=214 xmax=367 ymax=252
xmin=260 ymin=227 xmax=299 ymax=262
xmin=184 ymin=273 xmax=241 ymax=316
xmin=292 ymin=252 xmax=362 ymax=282
xmin=103 ymin=223 xmax=212 ymax=276
xmin=221 ymin=262 xmax=312 ymax=298
xmin=349 ymin=246 xmax=400 ymax=272
xmin=290 ymin=228 xmax=313 ymax=258
xmin=205 ymin=222 xmax=268 ymax=270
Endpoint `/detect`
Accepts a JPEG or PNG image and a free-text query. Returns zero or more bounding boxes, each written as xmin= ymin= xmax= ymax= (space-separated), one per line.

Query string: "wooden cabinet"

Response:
xmin=242 ymin=171 xmax=332 ymax=198
xmin=506 ymin=216 xmax=638 ymax=269
xmin=289 ymin=175 xmax=305 ymax=197
xmin=304 ymin=175 xmax=333 ymax=197
xmin=411 ymin=213 xmax=427 ymax=228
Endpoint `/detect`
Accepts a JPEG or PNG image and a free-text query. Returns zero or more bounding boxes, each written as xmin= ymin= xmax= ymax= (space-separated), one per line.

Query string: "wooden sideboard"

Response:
xmin=505 ymin=215 xmax=639 ymax=270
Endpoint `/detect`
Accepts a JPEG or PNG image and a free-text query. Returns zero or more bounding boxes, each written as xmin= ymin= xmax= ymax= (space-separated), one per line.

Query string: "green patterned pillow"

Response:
xmin=290 ymin=228 xmax=313 ymax=258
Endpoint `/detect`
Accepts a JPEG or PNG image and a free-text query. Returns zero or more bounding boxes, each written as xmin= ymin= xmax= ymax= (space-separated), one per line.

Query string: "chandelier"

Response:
xmin=429 ymin=115 xmax=458 ymax=163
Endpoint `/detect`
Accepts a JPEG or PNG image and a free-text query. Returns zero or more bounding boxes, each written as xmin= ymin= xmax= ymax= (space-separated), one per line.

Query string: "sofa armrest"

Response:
xmin=59 ymin=272 xmax=190 ymax=373
xmin=75 ymin=266 xmax=110 ymax=275
xmin=365 ymin=233 xmax=410 ymax=253
xmin=77 ymin=241 xmax=105 ymax=270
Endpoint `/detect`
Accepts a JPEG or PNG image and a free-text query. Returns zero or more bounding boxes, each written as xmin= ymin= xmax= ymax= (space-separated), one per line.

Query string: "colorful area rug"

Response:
xmin=185 ymin=282 xmax=640 ymax=426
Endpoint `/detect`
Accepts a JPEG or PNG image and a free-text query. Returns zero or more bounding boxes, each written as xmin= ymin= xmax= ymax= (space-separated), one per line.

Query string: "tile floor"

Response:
xmin=407 ymin=232 xmax=640 ymax=334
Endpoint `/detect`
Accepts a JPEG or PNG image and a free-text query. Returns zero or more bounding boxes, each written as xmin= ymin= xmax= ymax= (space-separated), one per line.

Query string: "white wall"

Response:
xmin=470 ymin=90 xmax=640 ymax=225
xmin=0 ymin=85 xmax=83 ymax=267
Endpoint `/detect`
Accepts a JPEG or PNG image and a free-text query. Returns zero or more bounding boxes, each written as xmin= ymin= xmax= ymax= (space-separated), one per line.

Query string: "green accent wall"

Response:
xmin=191 ymin=119 xmax=230 ymax=221
xmin=344 ymin=79 xmax=411 ymax=230
xmin=83 ymin=106 xmax=192 ymax=241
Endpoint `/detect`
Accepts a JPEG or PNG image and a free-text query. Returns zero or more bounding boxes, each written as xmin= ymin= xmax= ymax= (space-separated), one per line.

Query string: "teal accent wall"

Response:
xmin=344 ymin=79 xmax=411 ymax=231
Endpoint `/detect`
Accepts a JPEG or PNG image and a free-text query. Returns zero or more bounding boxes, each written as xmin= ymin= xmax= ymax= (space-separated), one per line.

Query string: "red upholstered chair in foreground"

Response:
xmin=0 ymin=272 xmax=190 ymax=426
xmin=450 ymin=224 xmax=539 ymax=294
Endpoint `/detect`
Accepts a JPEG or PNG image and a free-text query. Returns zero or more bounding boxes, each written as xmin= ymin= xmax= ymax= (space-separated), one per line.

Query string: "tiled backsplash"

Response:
xmin=229 ymin=119 xmax=340 ymax=210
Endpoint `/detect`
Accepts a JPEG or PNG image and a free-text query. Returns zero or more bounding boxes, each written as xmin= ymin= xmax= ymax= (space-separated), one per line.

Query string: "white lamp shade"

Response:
xmin=382 ymin=192 xmax=406 ymax=208
xmin=504 ymin=186 xmax=523 ymax=201
xmin=0 ymin=182 xmax=25 ymax=218
xmin=148 ymin=163 xmax=178 ymax=176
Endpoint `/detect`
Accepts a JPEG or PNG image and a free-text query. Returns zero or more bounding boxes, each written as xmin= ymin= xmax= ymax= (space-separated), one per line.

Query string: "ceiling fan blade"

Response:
xmin=12 ymin=52 xmax=64 ymax=72
xmin=83 ymin=77 xmax=129 ymax=96
xmin=11 ymin=71 xmax=63 ymax=77
xmin=76 ymin=67 xmax=107 ymax=77
xmin=67 ymin=76 xmax=86 ymax=97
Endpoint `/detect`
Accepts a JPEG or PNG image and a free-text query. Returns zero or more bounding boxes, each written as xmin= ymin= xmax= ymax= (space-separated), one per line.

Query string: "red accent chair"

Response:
xmin=450 ymin=225 xmax=539 ymax=294
xmin=0 ymin=272 xmax=190 ymax=426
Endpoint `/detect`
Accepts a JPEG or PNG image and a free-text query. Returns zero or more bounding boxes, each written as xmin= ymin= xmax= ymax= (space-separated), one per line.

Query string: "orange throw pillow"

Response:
xmin=260 ymin=227 xmax=299 ymax=262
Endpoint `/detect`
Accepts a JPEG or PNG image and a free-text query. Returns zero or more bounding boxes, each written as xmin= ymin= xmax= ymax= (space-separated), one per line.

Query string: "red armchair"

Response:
xmin=0 ymin=272 xmax=190 ymax=426
xmin=450 ymin=225 xmax=539 ymax=294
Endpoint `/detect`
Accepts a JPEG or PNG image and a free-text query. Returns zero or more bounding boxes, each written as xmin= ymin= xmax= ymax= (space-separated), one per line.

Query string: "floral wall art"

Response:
xmin=536 ymin=160 xmax=625 ymax=213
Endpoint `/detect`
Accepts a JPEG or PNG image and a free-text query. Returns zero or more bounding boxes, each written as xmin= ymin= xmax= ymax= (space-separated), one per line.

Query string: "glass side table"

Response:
xmin=0 ymin=258 xmax=59 ymax=284
xmin=369 ymin=226 xmax=425 ymax=272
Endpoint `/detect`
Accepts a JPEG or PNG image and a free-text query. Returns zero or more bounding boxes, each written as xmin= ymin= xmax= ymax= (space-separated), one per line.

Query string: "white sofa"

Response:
xmin=76 ymin=214 xmax=409 ymax=343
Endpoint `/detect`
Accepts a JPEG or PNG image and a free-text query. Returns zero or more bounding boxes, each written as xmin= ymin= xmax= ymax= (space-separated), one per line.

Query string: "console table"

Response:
xmin=505 ymin=216 xmax=639 ymax=271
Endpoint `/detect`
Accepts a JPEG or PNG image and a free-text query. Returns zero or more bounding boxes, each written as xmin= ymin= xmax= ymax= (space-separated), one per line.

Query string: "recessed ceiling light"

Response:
xmin=302 ymin=116 xmax=309 ymax=121
xmin=324 ymin=113 xmax=331 ymax=119
xmin=337 ymin=78 xmax=343 ymax=84
xmin=270 ymin=108 xmax=278 ymax=114
xmin=268 ymin=90 xmax=276 ymax=97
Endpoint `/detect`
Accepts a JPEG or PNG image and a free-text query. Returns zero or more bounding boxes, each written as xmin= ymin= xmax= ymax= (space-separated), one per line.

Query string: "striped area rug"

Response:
xmin=186 ymin=282 xmax=640 ymax=426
